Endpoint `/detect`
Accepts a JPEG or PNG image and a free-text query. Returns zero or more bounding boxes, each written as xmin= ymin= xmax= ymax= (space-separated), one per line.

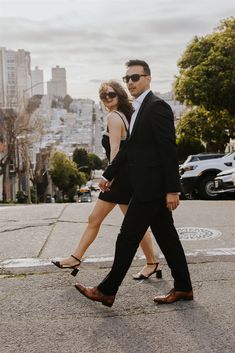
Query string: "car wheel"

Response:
xmin=198 ymin=175 xmax=219 ymax=200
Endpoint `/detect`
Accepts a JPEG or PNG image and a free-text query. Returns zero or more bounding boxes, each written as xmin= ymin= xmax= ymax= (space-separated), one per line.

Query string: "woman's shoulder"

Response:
xmin=107 ymin=110 xmax=125 ymax=118
xmin=110 ymin=110 xmax=129 ymax=127
xmin=107 ymin=110 xmax=126 ymax=124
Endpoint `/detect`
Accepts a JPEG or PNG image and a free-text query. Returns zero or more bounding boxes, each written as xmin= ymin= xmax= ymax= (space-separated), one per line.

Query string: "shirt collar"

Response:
xmin=132 ymin=89 xmax=151 ymax=110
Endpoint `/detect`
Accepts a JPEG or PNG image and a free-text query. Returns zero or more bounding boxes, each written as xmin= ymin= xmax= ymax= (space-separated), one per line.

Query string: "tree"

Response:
xmin=73 ymin=148 xmax=91 ymax=177
xmin=73 ymin=148 xmax=89 ymax=167
xmin=174 ymin=17 xmax=235 ymax=151
xmin=0 ymin=109 xmax=17 ymax=201
xmin=50 ymin=152 xmax=86 ymax=201
xmin=88 ymin=153 xmax=102 ymax=171
xmin=63 ymin=95 xmax=73 ymax=111
xmin=101 ymin=157 xmax=109 ymax=170
xmin=26 ymin=95 xmax=43 ymax=114
xmin=177 ymin=106 xmax=233 ymax=152
xmin=0 ymin=95 xmax=44 ymax=202
xmin=51 ymin=95 xmax=73 ymax=111
xmin=176 ymin=134 xmax=205 ymax=162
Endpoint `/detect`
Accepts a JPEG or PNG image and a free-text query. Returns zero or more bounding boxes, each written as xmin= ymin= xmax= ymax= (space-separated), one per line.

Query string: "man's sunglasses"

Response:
xmin=100 ymin=92 xmax=117 ymax=100
xmin=122 ymin=74 xmax=148 ymax=83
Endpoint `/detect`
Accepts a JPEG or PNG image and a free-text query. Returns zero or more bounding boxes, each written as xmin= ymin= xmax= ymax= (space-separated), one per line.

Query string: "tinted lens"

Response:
xmin=122 ymin=74 xmax=142 ymax=83
xmin=107 ymin=92 xmax=117 ymax=98
xmin=100 ymin=92 xmax=117 ymax=100
xmin=130 ymin=74 xmax=141 ymax=82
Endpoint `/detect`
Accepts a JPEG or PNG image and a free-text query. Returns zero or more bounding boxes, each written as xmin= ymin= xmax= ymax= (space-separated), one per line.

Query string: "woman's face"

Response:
xmin=100 ymin=85 xmax=119 ymax=111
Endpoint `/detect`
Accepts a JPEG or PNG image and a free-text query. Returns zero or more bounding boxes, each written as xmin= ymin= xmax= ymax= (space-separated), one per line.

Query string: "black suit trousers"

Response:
xmin=98 ymin=195 xmax=192 ymax=295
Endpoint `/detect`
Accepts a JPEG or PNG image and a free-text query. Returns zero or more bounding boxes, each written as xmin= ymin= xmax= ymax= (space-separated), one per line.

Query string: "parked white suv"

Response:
xmin=180 ymin=152 xmax=235 ymax=199
xmin=213 ymin=167 xmax=235 ymax=195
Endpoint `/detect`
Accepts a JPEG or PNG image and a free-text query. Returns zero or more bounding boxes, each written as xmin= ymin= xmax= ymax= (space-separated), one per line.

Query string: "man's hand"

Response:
xmin=166 ymin=193 xmax=180 ymax=211
xmin=99 ymin=178 xmax=113 ymax=193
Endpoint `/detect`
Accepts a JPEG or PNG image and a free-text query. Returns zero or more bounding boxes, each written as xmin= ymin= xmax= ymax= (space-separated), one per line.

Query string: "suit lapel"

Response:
xmin=128 ymin=91 xmax=153 ymax=141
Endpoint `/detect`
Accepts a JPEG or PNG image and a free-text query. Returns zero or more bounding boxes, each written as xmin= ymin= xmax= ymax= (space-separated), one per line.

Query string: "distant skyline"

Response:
xmin=0 ymin=0 xmax=234 ymax=101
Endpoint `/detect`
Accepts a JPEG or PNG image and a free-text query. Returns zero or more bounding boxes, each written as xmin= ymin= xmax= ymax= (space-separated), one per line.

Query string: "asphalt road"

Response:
xmin=0 ymin=200 xmax=234 ymax=353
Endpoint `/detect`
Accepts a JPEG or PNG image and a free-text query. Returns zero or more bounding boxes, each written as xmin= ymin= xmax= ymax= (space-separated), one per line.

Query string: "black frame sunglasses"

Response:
xmin=99 ymin=92 xmax=117 ymax=100
xmin=122 ymin=74 xmax=148 ymax=83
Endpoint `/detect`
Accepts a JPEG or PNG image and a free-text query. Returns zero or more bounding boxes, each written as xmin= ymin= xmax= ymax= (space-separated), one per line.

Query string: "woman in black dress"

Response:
xmin=52 ymin=81 xmax=161 ymax=280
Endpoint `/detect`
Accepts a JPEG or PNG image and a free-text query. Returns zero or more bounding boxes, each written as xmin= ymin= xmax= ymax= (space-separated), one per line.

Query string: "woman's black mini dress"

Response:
xmin=98 ymin=111 xmax=133 ymax=205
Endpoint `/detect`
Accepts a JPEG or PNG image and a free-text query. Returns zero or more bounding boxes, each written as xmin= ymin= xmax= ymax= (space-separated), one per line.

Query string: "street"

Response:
xmin=0 ymin=201 xmax=234 ymax=353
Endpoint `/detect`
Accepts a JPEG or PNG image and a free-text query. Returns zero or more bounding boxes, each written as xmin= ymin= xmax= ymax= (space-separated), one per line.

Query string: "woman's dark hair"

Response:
xmin=125 ymin=59 xmax=151 ymax=76
xmin=99 ymin=80 xmax=134 ymax=122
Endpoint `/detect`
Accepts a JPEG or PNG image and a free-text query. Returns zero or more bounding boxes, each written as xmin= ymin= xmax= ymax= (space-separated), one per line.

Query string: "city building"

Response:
xmin=0 ymin=47 xmax=31 ymax=108
xmin=31 ymin=66 xmax=44 ymax=95
xmin=47 ymin=65 xmax=67 ymax=98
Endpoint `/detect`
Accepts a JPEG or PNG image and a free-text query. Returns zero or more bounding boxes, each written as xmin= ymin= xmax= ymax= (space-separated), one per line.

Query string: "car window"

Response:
xmin=184 ymin=153 xmax=225 ymax=163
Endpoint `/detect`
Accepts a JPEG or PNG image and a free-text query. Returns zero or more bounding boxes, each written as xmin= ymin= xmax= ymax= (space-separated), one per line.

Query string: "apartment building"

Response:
xmin=47 ymin=65 xmax=67 ymax=98
xmin=31 ymin=66 xmax=44 ymax=95
xmin=0 ymin=47 xmax=31 ymax=108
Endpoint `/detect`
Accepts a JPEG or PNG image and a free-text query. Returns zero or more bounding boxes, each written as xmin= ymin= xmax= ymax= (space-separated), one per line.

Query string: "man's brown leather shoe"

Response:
xmin=74 ymin=283 xmax=115 ymax=307
xmin=153 ymin=288 xmax=193 ymax=304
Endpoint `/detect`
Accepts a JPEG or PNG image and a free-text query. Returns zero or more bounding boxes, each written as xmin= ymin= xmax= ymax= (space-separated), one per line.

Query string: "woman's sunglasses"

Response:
xmin=122 ymin=74 xmax=148 ymax=83
xmin=100 ymin=92 xmax=117 ymax=100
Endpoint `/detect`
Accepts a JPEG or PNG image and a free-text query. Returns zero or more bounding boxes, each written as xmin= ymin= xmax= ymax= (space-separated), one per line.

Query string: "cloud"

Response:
xmin=0 ymin=0 xmax=233 ymax=99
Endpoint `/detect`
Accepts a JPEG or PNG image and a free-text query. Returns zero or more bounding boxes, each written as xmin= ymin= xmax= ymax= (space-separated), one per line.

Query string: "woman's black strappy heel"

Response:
xmin=51 ymin=255 xmax=81 ymax=277
xmin=133 ymin=262 xmax=162 ymax=280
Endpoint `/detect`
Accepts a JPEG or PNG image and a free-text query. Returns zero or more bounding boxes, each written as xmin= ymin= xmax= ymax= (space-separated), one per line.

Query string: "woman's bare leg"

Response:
xmin=119 ymin=204 xmax=161 ymax=278
xmin=58 ymin=199 xmax=116 ymax=266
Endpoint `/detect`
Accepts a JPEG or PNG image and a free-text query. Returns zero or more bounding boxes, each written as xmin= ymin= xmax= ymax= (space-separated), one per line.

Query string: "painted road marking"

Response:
xmin=1 ymin=248 xmax=235 ymax=269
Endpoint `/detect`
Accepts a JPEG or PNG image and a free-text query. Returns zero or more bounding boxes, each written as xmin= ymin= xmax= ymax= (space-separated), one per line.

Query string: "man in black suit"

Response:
xmin=75 ymin=60 xmax=193 ymax=307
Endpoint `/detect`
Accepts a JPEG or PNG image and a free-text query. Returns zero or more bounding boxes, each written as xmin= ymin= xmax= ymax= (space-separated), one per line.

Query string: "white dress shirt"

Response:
xmin=129 ymin=89 xmax=151 ymax=134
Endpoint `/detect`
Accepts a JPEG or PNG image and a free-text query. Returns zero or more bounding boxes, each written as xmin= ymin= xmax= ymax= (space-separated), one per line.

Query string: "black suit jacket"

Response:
xmin=103 ymin=91 xmax=181 ymax=202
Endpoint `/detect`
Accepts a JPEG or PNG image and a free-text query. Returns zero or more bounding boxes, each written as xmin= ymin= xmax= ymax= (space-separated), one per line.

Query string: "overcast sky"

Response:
xmin=0 ymin=0 xmax=234 ymax=101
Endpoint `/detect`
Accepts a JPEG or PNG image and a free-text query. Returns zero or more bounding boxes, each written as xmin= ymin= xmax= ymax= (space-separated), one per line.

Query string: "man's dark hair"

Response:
xmin=125 ymin=59 xmax=151 ymax=75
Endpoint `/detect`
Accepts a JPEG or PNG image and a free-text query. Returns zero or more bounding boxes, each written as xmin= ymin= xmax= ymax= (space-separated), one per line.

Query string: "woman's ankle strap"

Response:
xmin=71 ymin=255 xmax=81 ymax=263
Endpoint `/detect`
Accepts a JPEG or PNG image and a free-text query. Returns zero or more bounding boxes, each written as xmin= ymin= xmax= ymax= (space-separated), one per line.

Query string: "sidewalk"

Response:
xmin=0 ymin=201 xmax=235 ymax=353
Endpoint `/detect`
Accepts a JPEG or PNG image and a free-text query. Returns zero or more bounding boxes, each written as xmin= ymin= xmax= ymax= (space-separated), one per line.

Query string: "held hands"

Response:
xmin=98 ymin=178 xmax=113 ymax=193
xmin=166 ymin=193 xmax=180 ymax=211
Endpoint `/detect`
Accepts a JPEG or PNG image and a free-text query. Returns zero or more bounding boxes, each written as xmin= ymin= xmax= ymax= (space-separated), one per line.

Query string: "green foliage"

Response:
xmin=50 ymin=152 xmax=86 ymax=200
xmin=30 ymin=187 xmax=37 ymax=204
xmin=72 ymin=148 xmax=103 ymax=179
xmin=16 ymin=190 xmax=28 ymax=204
xmin=101 ymin=158 xmax=109 ymax=170
xmin=176 ymin=135 xmax=205 ymax=162
xmin=175 ymin=17 xmax=235 ymax=114
xmin=174 ymin=17 xmax=235 ymax=151
xmin=176 ymin=106 xmax=233 ymax=152
xmin=88 ymin=153 xmax=102 ymax=170
xmin=73 ymin=148 xmax=89 ymax=168
xmin=77 ymin=171 xmax=87 ymax=187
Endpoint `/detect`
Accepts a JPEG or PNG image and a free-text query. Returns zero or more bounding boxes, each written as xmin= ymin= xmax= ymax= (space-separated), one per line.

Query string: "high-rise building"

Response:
xmin=0 ymin=47 xmax=17 ymax=108
xmin=0 ymin=47 xmax=31 ymax=108
xmin=16 ymin=49 xmax=31 ymax=102
xmin=47 ymin=65 xmax=67 ymax=98
xmin=0 ymin=47 xmax=7 ymax=108
xmin=31 ymin=66 xmax=44 ymax=95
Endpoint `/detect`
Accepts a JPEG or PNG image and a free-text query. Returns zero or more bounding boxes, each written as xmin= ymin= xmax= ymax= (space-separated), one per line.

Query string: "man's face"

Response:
xmin=125 ymin=65 xmax=151 ymax=98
